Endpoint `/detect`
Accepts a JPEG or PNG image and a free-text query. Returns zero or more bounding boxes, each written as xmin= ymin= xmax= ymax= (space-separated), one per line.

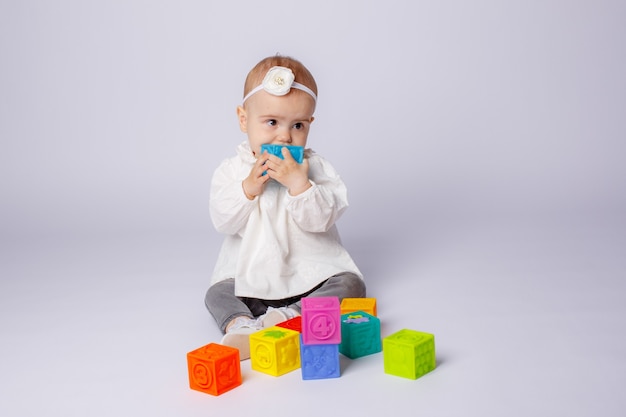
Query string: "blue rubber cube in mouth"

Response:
xmin=260 ymin=144 xmax=304 ymax=163
xmin=260 ymin=144 xmax=304 ymax=175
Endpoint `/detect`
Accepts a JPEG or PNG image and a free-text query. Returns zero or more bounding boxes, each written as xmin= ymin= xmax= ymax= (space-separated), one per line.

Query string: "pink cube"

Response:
xmin=301 ymin=296 xmax=341 ymax=345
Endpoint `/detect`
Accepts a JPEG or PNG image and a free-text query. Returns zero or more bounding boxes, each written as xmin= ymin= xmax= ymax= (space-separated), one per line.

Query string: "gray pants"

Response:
xmin=205 ymin=272 xmax=366 ymax=334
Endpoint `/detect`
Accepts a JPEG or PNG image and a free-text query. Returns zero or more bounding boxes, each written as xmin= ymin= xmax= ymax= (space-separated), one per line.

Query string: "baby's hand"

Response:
xmin=242 ymin=151 xmax=271 ymax=199
xmin=264 ymin=147 xmax=311 ymax=196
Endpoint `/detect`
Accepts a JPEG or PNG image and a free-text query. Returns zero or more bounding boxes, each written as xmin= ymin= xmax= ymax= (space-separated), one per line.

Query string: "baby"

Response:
xmin=205 ymin=55 xmax=365 ymax=359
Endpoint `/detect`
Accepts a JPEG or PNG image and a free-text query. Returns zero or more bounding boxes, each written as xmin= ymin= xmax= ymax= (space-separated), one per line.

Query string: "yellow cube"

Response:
xmin=250 ymin=326 xmax=301 ymax=376
xmin=340 ymin=298 xmax=377 ymax=316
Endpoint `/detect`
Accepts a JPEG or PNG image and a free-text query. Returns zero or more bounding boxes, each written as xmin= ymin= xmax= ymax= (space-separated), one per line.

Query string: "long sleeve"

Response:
xmin=285 ymin=156 xmax=348 ymax=233
xmin=209 ymin=157 xmax=257 ymax=235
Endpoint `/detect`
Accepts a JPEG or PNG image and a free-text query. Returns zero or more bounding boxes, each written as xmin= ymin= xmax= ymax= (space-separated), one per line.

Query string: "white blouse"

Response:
xmin=209 ymin=141 xmax=363 ymax=299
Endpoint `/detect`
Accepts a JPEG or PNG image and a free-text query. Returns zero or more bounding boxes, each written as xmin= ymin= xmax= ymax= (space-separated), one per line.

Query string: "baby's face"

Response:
xmin=237 ymin=90 xmax=315 ymax=157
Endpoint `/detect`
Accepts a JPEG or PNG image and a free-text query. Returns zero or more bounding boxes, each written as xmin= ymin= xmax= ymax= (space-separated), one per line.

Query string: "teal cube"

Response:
xmin=383 ymin=329 xmax=436 ymax=379
xmin=339 ymin=311 xmax=381 ymax=359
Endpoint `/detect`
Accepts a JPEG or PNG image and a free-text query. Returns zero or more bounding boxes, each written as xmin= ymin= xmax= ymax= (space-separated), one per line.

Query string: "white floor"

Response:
xmin=1 ymin=213 xmax=624 ymax=416
xmin=2 ymin=1 xmax=625 ymax=415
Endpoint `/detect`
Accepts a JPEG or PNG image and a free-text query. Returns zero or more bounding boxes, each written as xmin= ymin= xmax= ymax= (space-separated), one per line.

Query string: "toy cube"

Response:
xmin=276 ymin=316 xmax=302 ymax=333
xmin=340 ymin=298 xmax=377 ymax=316
xmin=300 ymin=335 xmax=341 ymax=380
xmin=339 ymin=311 xmax=382 ymax=359
xmin=301 ymin=296 xmax=341 ymax=345
xmin=187 ymin=343 xmax=241 ymax=396
xmin=383 ymin=329 xmax=436 ymax=380
xmin=250 ymin=326 xmax=301 ymax=376
xmin=260 ymin=144 xmax=304 ymax=163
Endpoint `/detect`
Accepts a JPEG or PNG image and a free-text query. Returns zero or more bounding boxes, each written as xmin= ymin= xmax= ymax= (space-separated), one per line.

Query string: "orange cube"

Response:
xmin=340 ymin=298 xmax=377 ymax=316
xmin=187 ymin=343 xmax=242 ymax=396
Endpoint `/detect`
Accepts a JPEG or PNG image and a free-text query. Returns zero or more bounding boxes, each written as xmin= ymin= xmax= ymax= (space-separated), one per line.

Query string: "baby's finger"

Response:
xmin=281 ymin=146 xmax=295 ymax=161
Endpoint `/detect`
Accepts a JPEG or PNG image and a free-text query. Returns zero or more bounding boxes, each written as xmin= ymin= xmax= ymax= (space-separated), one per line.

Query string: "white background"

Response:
xmin=1 ymin=1 xmax=625 ymax=416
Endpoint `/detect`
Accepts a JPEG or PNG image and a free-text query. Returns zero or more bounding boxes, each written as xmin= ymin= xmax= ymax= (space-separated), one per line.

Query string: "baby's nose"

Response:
xmin=276 ymin=128 xmax=292 ymax=143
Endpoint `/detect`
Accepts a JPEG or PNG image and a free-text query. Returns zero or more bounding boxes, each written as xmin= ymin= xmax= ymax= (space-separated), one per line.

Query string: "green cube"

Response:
xmin=383 ymin=329 xmax=436 ymax=379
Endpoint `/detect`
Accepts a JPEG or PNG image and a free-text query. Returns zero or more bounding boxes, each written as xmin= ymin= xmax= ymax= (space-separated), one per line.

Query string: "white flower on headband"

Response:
xmin=262 ymin=66 xmax=295 ymax=96
xmin=242 ymin=66 xmax=317 ymax=104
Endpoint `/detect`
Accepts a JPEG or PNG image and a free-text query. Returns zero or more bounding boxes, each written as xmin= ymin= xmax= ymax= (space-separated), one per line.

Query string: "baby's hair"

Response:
xmin=243 ymin=55 xmax=318 ymax=101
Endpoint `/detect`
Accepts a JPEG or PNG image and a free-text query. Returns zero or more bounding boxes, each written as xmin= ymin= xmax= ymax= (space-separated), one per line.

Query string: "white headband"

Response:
xmin=242 ymin=66 xmax=317 ymax=104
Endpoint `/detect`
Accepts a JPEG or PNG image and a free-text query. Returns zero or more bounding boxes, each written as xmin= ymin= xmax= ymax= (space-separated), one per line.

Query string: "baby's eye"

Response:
xmin=267 ymin=119 xmax=277 ymax=126
xmin=293 ymin=122 xmax=304 ymax=130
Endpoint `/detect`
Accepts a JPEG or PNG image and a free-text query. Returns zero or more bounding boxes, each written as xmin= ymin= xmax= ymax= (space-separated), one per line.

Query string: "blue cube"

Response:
xmin=300 ymin=335 xmax=340 ymax=380
xmin=260 ymin=144 xmax=304 ymax=163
